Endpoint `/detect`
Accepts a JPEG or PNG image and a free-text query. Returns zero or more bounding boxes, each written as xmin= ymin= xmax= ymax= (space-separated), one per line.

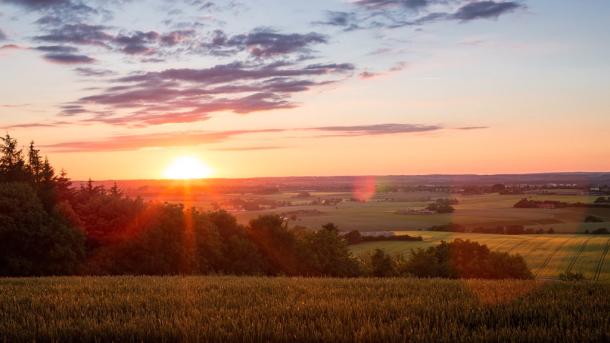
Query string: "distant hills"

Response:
xmin=82 ymin=173 xmax=610 ymax=195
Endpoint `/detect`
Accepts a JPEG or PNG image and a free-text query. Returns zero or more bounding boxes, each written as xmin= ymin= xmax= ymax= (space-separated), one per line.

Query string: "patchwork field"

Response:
xmin=1 ymin=277 xmax=609 ymax=342
xmin=225 ymin=192 xmax=610 ymax=233
xmin=350 ymin=232 xmax=610 ymax=281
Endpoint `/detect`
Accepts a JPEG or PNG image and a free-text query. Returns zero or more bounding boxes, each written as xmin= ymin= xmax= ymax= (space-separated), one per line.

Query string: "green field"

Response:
xmin=227 ymin=192 xmax=610 ymax=233
xmin=1 ymin=276 xmax=609 ymax=342
xmin=350 ymin=232 xmax=610 ymax=280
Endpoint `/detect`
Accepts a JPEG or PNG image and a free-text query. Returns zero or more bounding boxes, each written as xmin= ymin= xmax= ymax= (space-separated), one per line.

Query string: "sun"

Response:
xmin=164 ymin=156 xmax=213 ymax=180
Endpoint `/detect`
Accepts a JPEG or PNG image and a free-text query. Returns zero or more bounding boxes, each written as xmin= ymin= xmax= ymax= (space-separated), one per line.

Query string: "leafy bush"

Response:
xmin=403 ymin=239 xmax=533 ymax=279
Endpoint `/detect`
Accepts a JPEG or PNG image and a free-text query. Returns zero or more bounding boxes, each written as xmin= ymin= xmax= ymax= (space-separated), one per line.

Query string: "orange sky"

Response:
xmin=1 ymin=1 xmax=609 ymax=179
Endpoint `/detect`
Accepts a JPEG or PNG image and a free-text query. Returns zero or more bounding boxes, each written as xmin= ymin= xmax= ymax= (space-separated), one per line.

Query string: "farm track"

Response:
xmin=505 ymin=237 xmax=531 ymax=254
xmin=593 ymin=238 xmax=610 ymax=281
xmin=565 ymin=238 xmax=591 ymax=274
xmin=535 ymin=238 xmax=570 ymax=278
xmin=487 ymin=238 xmax=513 ymax=251
xmin=522 ymin=238 xmax=548 ymax=257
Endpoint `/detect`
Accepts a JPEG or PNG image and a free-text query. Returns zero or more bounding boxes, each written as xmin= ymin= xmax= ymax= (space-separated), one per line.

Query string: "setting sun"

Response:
xmin=163 ymin=156 xmax=213 ymax=180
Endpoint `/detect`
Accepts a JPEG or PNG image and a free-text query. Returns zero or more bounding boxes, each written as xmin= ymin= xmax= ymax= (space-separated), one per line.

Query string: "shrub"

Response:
xmin=368 ymin=249 xmax=397 ymax=277
xmin=403 ymin=239 xmax=533 ymax=279
xmin=584 ymin=215 xmax=604 ymax=223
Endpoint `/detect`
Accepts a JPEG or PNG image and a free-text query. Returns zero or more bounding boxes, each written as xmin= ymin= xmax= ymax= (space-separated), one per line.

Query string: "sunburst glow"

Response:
xmin=164 ymin=156 xmax=213 ymax=180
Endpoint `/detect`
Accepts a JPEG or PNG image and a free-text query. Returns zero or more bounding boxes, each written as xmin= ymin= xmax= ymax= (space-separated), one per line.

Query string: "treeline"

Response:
xmin=428 ymin=223 xmax=555 ymax=235
xmin=343 ymin=231 xmax=423 ymax=245
xmin=0 ymin=135 xmax=532 ymax=279
xmin=514 ymin=198 xmax=610 ymax=209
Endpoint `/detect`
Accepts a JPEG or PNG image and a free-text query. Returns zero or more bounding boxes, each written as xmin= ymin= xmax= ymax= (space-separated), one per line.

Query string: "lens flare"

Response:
xmin=164 ymin=156 xmax=213 ymax=180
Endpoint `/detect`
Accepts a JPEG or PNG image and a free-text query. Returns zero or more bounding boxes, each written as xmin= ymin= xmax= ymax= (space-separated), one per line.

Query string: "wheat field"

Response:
xmin=1 ymin=276 xmax=609 ymax=342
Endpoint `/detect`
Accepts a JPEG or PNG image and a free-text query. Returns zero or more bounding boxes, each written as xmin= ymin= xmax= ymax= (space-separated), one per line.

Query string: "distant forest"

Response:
xmin=0 ymin=135 xmax=531 ymax=279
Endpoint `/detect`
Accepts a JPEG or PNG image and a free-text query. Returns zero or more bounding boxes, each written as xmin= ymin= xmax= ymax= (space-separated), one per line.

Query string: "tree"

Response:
xmin=369 ymin=249 xmax=397 ymax=277
xmin=0 ymin=134 xmax=28 ymax=183
xmin=491 ymin=183 xmax=506 ymax=193
xmin=205 ymin=210 xmax=267 ymax=274
xmin=343 ymin=230 xmax=362 ymax=245
xmin=27 ymin=141 xmax=43 ymax=183
xmin=302 ymin=224 xmax=360 ymax=277
xmin=247 ymin=215 xmax=304 ymax=275
xmin=0 ymin=183 xmax=84 ymax=276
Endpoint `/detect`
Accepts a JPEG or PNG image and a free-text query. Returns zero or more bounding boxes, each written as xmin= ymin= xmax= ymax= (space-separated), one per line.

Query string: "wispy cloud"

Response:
xmin=43 ymin=123 xmax=449 ymax=152
xmin=310 ymin=123 xmax=441 ymax=136
xmin=0 ymin=121 xmax=71 ymax=130
xmin=43 ymin=129 xmax=283 ymax=152
xmin=43 ymin=53 xmax=95 ymax=64
xmin=456 ymin=126 xmax=489 ymax=130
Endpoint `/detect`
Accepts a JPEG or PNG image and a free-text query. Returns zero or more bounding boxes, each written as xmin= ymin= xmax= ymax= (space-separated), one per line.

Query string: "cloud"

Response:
xmin=4 ymin=0 xmax=100 ymax=24
xmin=314 ymin=11 xmax=359 ymax=29
xmin=0 ymin=43 xmax=21 ymax=50
xmin=452 ymin=1 xmax=523 ymax=21
xmin=359 ymin=62 xmax=408 ymax=79
xmin=33 ymin=22 xmax=198 ymax=58
xmin=114 ymin=30 xmax=160 ymax=55
xmin=0 ymin=28 xmax=6 ymax=41
xmin=43 ymin=129 xmax=283 ymax=152
xmin=44 ymin=123 xmax=445 ymax=152
xmin=318 ymin=0 xmax=523 ymax=30
xmin=34 ymin=45 xmax=78 ymax=53
xmin=117 ymin=62 xmax=354 ymax=85
xmin=456 ymin=126 xmax=489 ymax=130
xmin=112 ymin=30 xmax=195 ymax=55
xmin=203 ymin=28 xmax=327 ymax=58
xmin=35 ymin=23 xmax=113 ymax=47
xmin=311 ymin=123 xmax=441 ymax=136
xmin=65 ymin=61 xmax=353 ymax=127
xmin=74 ymin=67 xmax=115 ymax=77
xmin=2 ymin=0 xmax=73 ymax=9
xmin=43 ymin=53 xmax=95 ymax=64
xmin=354 ymin=0 xmax=432 ymax=10
xmin=210 ymin=146 xmax=285 ymax=151
xmin=0 ymin=121 xmax=71 ymax=130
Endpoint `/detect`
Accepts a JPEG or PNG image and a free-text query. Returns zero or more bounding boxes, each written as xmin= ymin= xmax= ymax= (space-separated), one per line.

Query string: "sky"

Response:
xmin=0 ymin=0 xmax=609 ymax=180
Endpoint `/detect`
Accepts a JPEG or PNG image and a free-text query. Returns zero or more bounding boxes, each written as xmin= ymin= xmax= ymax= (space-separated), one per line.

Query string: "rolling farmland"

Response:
xmin=230 ymin=192 xmax=610 ymax=233
xmin=1 ymin=277 xmax=609 ymax=342
xmin=350 ymin=232 xmax=610 ymax=280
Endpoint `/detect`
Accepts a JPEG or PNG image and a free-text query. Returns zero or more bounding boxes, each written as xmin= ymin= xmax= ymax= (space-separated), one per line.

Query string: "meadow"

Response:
xmin=1 ymin=276 xmax=609 ymax=342
xmin=350 ymin=231 xmax=610 ymax=281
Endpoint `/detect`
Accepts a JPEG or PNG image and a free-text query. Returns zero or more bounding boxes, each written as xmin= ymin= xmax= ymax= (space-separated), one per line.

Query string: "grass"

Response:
xmin=350 ymin=232 xmax=610 ymax=281
xmin=1 ymin=276 xmax=609 ymax=342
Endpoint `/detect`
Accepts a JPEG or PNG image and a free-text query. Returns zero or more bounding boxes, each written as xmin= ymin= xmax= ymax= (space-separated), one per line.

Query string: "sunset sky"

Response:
xmin=1 ymin=0 xmax=609 ymax=180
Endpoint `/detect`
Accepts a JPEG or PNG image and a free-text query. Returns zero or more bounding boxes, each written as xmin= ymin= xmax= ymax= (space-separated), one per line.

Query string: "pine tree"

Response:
xmin=0 ymin=134 xmax=28 ymax=182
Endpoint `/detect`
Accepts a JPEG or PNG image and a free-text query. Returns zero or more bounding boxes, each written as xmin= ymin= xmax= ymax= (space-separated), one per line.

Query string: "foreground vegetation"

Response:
xmin=0 ymin=276 xmax=608 ymax=342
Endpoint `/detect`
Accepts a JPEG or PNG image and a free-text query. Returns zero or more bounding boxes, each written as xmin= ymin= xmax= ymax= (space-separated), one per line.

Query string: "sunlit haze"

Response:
xmin=163 ymin=156 xmax=213 ymax=180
